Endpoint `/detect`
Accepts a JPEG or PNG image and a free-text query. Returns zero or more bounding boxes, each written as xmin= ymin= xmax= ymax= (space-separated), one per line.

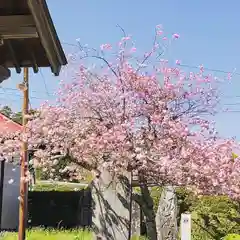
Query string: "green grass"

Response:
xmin=131 ymin=235 xmax=148 ymax=240
xmin=31 ymin=182 xmax=86 ymax=192
xmin=2 ymin=229 xmax=92 ymax=240
xmin=1 ymin=229 xmax=148 ymax=240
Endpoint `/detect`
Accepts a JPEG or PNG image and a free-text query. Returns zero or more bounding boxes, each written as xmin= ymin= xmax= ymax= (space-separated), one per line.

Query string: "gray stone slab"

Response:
xmin=91 ymin=170 xmax=140 ymax=240
xmin=156 ymin=186 xmax=178 ymax=240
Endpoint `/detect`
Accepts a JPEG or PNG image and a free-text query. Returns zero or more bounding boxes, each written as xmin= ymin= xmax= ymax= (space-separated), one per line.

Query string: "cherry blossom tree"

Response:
xmin=1 ymin=25 xmax=240 ymax=239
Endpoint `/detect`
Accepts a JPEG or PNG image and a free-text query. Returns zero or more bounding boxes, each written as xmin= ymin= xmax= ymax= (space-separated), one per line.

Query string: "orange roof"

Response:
xmin=0 ymin=113 xmax=22 ymax=134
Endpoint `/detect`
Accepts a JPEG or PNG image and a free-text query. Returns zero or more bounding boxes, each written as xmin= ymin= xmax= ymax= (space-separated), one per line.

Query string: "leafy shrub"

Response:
xmin=150 ymin=187 xmax=240 ymax=240
xmin=191 ymin=196 xmax=240 ymax=239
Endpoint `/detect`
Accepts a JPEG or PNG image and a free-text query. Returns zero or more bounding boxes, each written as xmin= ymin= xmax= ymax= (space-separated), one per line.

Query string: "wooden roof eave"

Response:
xmin=27 ymin=0 xmax=67 ymax=76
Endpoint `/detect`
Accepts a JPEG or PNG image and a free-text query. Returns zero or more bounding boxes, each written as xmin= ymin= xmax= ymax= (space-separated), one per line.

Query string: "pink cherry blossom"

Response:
xmin=121 ymin=36 xmax=131 ymax=41
xmin=227 ymin=72 xmax=232 ymax=81
xmin=130 ymin=47 xmax=137 ymax=53
xmin=100 ymin=43 xmax=112 ymax=50
xmin=175 ymin=60 xmax=181 ymax=65
xmin=157 ymin=30 xmax=163 ymax=36
xmin=172 ymin=33 xmax=180 ymax=39
xmin=0 ymin=28 xmax=239 ymax=199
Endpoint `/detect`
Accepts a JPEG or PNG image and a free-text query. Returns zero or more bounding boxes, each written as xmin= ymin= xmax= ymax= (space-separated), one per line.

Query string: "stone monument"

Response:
xmin=91 ymin=170 xmax=140 ymax=240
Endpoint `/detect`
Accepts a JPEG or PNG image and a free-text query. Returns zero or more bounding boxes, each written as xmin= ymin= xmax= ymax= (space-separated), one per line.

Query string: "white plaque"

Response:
xmin=180 ymin=213 xmax=191 ymax=240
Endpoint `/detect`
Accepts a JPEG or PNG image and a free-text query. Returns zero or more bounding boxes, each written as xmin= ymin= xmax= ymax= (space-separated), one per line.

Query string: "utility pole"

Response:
xmin=18 ymin=67 xmax=29 ymax=240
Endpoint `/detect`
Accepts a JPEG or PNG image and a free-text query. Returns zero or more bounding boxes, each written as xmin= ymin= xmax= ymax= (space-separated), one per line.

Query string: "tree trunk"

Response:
xmin=145 ymin=213 xmax=158 ymax=240
xmin=133 ymin=190 xmax=158 ymax=240
xmin=155 ymin=186 xmax=178 ymax=240
xmin=134 ymin=176 xmax=158 ymax=240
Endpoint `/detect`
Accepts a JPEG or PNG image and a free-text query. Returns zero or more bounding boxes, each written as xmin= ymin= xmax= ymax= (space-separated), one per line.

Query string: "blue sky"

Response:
xmin=1 ymin=0 xmax=240 ymax=139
